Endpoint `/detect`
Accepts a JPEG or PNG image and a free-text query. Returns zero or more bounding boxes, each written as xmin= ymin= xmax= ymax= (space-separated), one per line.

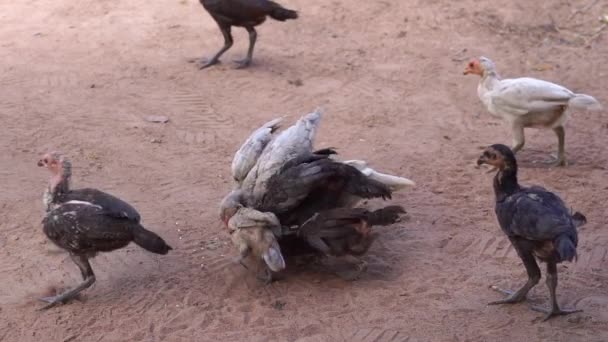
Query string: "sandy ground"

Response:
xmin=1 ymin=0 xmax=607 ymax=340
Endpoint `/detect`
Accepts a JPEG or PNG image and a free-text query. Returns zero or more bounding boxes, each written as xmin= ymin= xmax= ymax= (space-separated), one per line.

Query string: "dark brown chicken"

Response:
xmin=296 ymin=206 xmax=405 ymax=272
xmin=38 ymin=152 xmax=172 ymax=309
xmin=477 ymin=144 xmax=586 ymax=321
xmin=197 ymin=0 xmax=298 ymax=69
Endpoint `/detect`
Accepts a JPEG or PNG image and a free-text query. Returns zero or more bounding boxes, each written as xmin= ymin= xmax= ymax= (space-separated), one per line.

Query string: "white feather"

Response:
xmin=342 ymin=160 xmax=416 ymax=190
xmin=231 ymin=117 xmax=283 ymax=183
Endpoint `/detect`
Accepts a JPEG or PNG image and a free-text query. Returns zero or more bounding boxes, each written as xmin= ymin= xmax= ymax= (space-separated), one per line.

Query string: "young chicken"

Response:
xmin=465 ymin=57 xmax=602 ymax=166
xmin=197 ymin=0 xmax=298 ymax=69
xmin=477 ymin=144 xmax=586 ymax=320
xmin=219 ymin=191 xmax=285 ymax=284
xmin=38 ymin=152 xmax=172 ymax=309
xmin=296 ymin=206 xmax=406 ymax=278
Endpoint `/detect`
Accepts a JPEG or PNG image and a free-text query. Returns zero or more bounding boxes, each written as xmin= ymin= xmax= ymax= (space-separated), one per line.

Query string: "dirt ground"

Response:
xmin=1 ymin=0 xmax=607 ymax=340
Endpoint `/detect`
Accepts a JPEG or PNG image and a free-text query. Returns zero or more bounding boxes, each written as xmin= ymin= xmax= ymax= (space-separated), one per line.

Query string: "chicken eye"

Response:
xmin=43 ymin=158 xmax=48 ymax=163
xmin=469 ymin=62 xmax=474 ymax=67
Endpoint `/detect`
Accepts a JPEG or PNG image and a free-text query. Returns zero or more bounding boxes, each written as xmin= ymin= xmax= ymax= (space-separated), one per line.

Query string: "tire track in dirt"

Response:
xmin=349 ymin=327 xmax=411 ymax=342
xmin=165 ymin=90 xmax=236 ymax=151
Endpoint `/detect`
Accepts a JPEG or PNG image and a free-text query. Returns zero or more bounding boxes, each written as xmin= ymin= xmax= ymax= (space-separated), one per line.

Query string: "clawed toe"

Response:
xmin=37 ymin=296 xmax=64 ymax=310
xmin=534 ymin=154 xmax=567 ymax=167
xmin=38 ymin=296 xmax=56 ymax=304
xmin=489 ymin=285 xmax=515 ymax=296
xmin=199 ymin=60 xmax=220 ymax=70
xmin=530 ymin=305 xmax=582 ymax=321
xmin=488 ymin=286 xmax=527 ymax=305
xmin=191 ymin=58 xmax=220 ymax=69
xmin=233 ymin=58 xmax=252 ymax=69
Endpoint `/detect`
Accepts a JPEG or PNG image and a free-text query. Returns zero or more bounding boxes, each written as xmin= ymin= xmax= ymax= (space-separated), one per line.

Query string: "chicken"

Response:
xmin=219 ymin=190 xmax=287 ymax=283
xmin=477 ymin=144 xmax=586 ymax=320
xmin=220 ymin=197 xmax=285 ymax=284
xmin=38 ymin=152 xmax=172 ymax=309
xmin=197 ymin=0 xmax=298 ymax=69
xmin=464 ymin=56 xmax=602 ymax=166
xmin=296 ymin=206 xmax=406 ymax=277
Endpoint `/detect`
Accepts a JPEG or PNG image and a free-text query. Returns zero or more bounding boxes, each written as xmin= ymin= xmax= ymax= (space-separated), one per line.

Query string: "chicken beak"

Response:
xmin=476 ymin=155 xmax=487 ymax=166
xmin=463 ymin=67 xmax=472 ymax=75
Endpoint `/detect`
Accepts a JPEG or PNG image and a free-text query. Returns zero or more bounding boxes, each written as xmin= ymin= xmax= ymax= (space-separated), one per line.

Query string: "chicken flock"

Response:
xmin=28 ymin=0 xmax=604 ymax=325
xmin=219 ymin=109 xmax=412 ymax=282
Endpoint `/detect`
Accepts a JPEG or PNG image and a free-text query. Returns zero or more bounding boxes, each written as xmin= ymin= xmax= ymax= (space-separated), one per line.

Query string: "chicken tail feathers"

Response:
xmin=569 ymin=93 xmax=602 ymax=111
xmin=268 ymin=2 xmax=298 ymax=21
xmin=367 ymin=206 xmax=406 ymax=226
xmin=313 ymin=147 xmax=338 ymax=156
xmin=132 ymin=225 xmax=173 ymax=255
xmin=555 ymin=234 xmax=577 ymax=262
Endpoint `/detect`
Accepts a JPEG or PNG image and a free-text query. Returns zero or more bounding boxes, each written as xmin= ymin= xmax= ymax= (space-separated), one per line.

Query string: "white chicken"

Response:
xmin=464 ymin=56 xmax=602 ymax=166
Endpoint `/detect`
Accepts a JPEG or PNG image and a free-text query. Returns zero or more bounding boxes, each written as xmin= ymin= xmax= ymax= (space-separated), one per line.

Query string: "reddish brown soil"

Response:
xmin=1 ymin=0 xmax=607 ymax=341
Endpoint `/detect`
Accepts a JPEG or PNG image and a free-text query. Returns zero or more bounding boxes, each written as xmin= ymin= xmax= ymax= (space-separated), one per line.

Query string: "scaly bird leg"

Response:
xmin=489 ymin=245 xmax=540 ymax=305
xmin=234 ymin=27 xmax=257 ymax=69
xmin=529 ymin=261 xmax=581 ymax=321
xmin=233 ymin=246 xmax=251 ymax=270
xmin=197 ymin=25 xmax=233 ymax=69
xmin=256 ymin=263 xmax=274 ymax=285
xmin=334 ymin=254 xmax=367 ymax=281
xmin=551 ymin=126 xmax=567 ymax=167
xmin=511 ymin=123 xmax=526 ymax=154
xmin=39 ymin=254 xmax=96 ymax=310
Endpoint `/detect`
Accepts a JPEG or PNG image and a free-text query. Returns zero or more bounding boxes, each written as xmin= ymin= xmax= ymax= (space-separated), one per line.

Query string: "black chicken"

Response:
xmin=38 ymin=152 xmax=172 ymax=309
xmin=295 ymin=206 xmax=405 ymax=272
xmin=197 ymin=0 xmax=298 ymax=69
xmin=477 ymin=144 xmax=586 ymax=321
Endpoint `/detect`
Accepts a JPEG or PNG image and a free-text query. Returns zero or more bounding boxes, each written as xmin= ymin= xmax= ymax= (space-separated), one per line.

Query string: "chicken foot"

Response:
xmin=511 ymin=123 xmax=567 ymax=166
xmin=331 ymin=255 xmax=368 ymax=281
xmin=197 ymin=25 xmax=233 ymax=69
xmin=489 ymin=249 xmax=540 ymax=305
xmin=529 ymin=262 xmax=581 ymax=321
xmin=233 ymin=27 xmax=257 ymax=69
xmin=551 ymin=126 xmax=567 ymax=167
xmin=39 ymin=254 xmax=96 ymax=310
xmin=256 ymin=263 xmax=274 ymax=285
xmin=233 ymin=247 xmax=250 ymax=270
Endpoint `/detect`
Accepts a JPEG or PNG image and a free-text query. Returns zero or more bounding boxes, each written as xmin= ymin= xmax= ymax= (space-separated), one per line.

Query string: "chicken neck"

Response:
xmin=44 ymin=160 xmax=72 ymax=210
xmin=493 ymin=158 xmax=520 ymax=202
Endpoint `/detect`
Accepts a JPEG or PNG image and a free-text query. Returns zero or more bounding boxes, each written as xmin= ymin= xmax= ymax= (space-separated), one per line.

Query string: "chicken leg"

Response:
xmin=198 ymin=24 xmax=234 ymax=69
xmin=256 ymin=263 xmax=274 ymax=285
xmin=552 ymin=126 xmax=567 ymax=167
xmin=511 ymin=124 xmax=525 ymax=154
xmin=530 ymin=261 xmax=581 ymax=321
xmin=233 ymin=27 xmax=257 ymax=69
xmin=489 ymin=241 xmax=540 ymax=305
xmin=234 ymin=246 xmax=251 ymax=270
xmin=39 ymin=254 xmax=96 ymax=310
